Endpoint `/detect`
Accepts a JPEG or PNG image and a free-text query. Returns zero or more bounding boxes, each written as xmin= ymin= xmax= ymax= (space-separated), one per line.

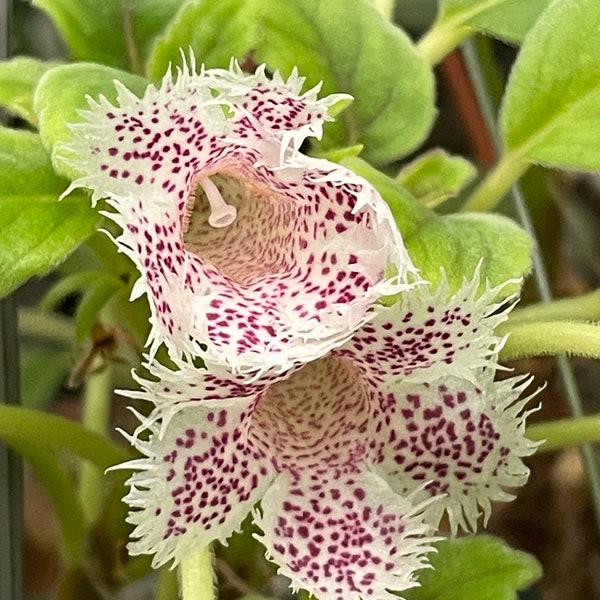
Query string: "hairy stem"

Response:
xmin=498 ymin=321 xmax=600 ymax=361
xmin=508 ymin=288 xmax=600 ymax=325
xmin=417 ymin=21 xmax=471 ymax=65
xmin=528 ymin=416 xmax=600 ymax=452
xmin=462 ymin=150 xmax=530 ymax=212
xmin=180 ymin=546 xmax=215 ymax=600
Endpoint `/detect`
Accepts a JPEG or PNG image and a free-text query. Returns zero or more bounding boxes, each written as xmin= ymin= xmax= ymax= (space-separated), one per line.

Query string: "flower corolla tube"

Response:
xmin=63 ymin=59 xmax=417 ymax=375
xmin=120 ymin=276 xmax=538 ymax=600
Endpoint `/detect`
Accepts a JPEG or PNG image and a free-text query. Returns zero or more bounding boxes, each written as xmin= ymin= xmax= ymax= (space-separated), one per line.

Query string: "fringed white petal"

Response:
xmin=372 ymin=373 xmax=539 ymax=534
xmin=121 ymin=397 xmax=275 ymax=568
xmin=61 ymin=56 xmax=415 ymax=376
xmin=255 ymin=471 xmax=437 ymax=600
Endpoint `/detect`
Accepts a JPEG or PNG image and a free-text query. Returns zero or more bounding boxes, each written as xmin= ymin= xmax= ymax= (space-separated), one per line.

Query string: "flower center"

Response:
xmin=195 ymin=176 xmax=237 ymax=228
xmin=182 ymin=169 xmax=293 ymax=287
xmin=249 ymin=356 xmax=371 ymax=471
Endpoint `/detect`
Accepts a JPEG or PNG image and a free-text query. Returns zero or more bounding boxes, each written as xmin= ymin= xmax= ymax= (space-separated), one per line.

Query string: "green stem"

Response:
xmin=6 ymin=436 xmax=86 ymax=568
xmin=416 ymin=21 xmax=471 ymax=65
xmin=0 ymin=405 xmax=131 ymax=469
xmin=528 ymin=416 xmax=600 ymax=452
xmin=462 ymin=151 xmax=530 ymax=212
xmin=498 ymin=320 xmax=600 ymax=361
xmin=180 ymin=546 xmax=215 ymax=600
xmin=79 ymin=362 xmax=113 ymax=524
xmin=508 ymin=288 xmax=600 ymax=325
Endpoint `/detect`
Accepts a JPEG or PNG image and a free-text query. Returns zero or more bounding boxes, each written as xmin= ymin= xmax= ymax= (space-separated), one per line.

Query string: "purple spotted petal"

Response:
xmin=120 ymin=353 xmax=381 ymax=574
xmin=336 ymin=272 xmax=515 ymax=386
xmin=63 ymin=61 xmax=415 ymax=375
xmin=129 ymin=351 xmax=375 ymax=472
xmin=121 ymin=397 xmax=275 ymax=568
xmin=205 ymin=62 xmax=351 ymax=155
xmin=371 ymin=374 xmax=538 ymax=533
xmin=117 ymin=265 xmax=538 ymax=593
xmin=127 ymin=355 xmax=274 ymax=408
xmin=255 ymin=471 xmax=435 ymax=600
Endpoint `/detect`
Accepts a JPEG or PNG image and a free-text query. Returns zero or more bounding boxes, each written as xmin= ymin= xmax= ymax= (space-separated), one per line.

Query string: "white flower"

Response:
xmin=118 ymin=275 xmax=538 ymax=600
xmin=62 ymin=59 xmax=417 ymax=376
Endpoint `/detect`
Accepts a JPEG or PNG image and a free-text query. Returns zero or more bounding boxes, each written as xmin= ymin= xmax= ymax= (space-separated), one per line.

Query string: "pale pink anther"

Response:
xmin=195 ymin=176 xmax=238 ymax=229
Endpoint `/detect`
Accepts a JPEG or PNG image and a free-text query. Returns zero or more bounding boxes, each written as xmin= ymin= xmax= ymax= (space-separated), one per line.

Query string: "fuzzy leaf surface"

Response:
xmin=32 ymin=0 xmax=182 ymax=73
xmin=147 ymin=0 xmax=262 ymax=78
xmin=406 ymin=211 xmax=533 ymax=294
xmin=256 ymin=0 xmax=435 ymax=165
xmin=437 ymin=0 xmax=552 ymax=42
xmin=0 ymin=57 xmax=60 ymax=125
xmin=0 ymin=128 xmax=99 ymax=297
xmin=344 ymin=157 xmax=532 ymax=294
xmin=501 ymin=0 xmax=600 ymax=171
xmin=404 ymin=535 xmax=542 ymax=600
xmin=33 ymin=62 xmax=148 ymax=178
xmin=397 ymin=149 xmax=476 ymax=207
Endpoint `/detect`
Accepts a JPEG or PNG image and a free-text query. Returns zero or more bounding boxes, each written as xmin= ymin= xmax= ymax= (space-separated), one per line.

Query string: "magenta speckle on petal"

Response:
xmin=63 ymin=58 xmax=416 ymax=375
xmin=78 ymin=59 xmax=537 ymax=600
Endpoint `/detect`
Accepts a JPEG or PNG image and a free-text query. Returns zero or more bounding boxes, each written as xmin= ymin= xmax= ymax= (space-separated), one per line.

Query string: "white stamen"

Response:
xmin=198 ymin=176 xmax=237 ymax=228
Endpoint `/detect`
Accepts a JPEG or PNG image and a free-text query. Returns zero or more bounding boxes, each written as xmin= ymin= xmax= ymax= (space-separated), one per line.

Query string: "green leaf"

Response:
xmin=103 ymin=287 xmax=152 ymax=350
xmin=344 ymin=157 xmax=532 ymax=294
xmin=0 ymin=128 xmax=100 ymax=298
xmin=41 ymin=270 xmax=105 ymax=311
xmin=438 ymin=0 xmax=552 ymax=43
xmin=0 ymin=404 xmax=131 ymax=568
xmin=341 ymin=156 xmax=430 ymax=239
xmin=6 ymin=437 xmax=86 ymax=568
xmin=0 ymin=404 xmax=132 ymax=470
xmin=32 ymin=0 xmax=183 ymax=74
xmin=256 ymin=0 xmax=435 ymax=165
xmin=147 ymin=0 xmax=263 ymax=79
xmin=315 ymin=144 xmax=364 ymax=163
xmin=397 ymin=149 xmax=476 ymax=207
xmin=406 ymin=211 xmax=533 ymax=294
xmin=33 ymin=62 xmax=148 ymax=178
xmin=501 ymin=0 xmax=600 ymax=171
xmin=41 ymin=269 xmax=126 ymax=341
xmin=0 ymin=57 xmax=61 ymax=125
xmin=404 ymin=535 xmax=542 ymax=600
xmin=76 ymin=274 xmax=125 ymax=340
